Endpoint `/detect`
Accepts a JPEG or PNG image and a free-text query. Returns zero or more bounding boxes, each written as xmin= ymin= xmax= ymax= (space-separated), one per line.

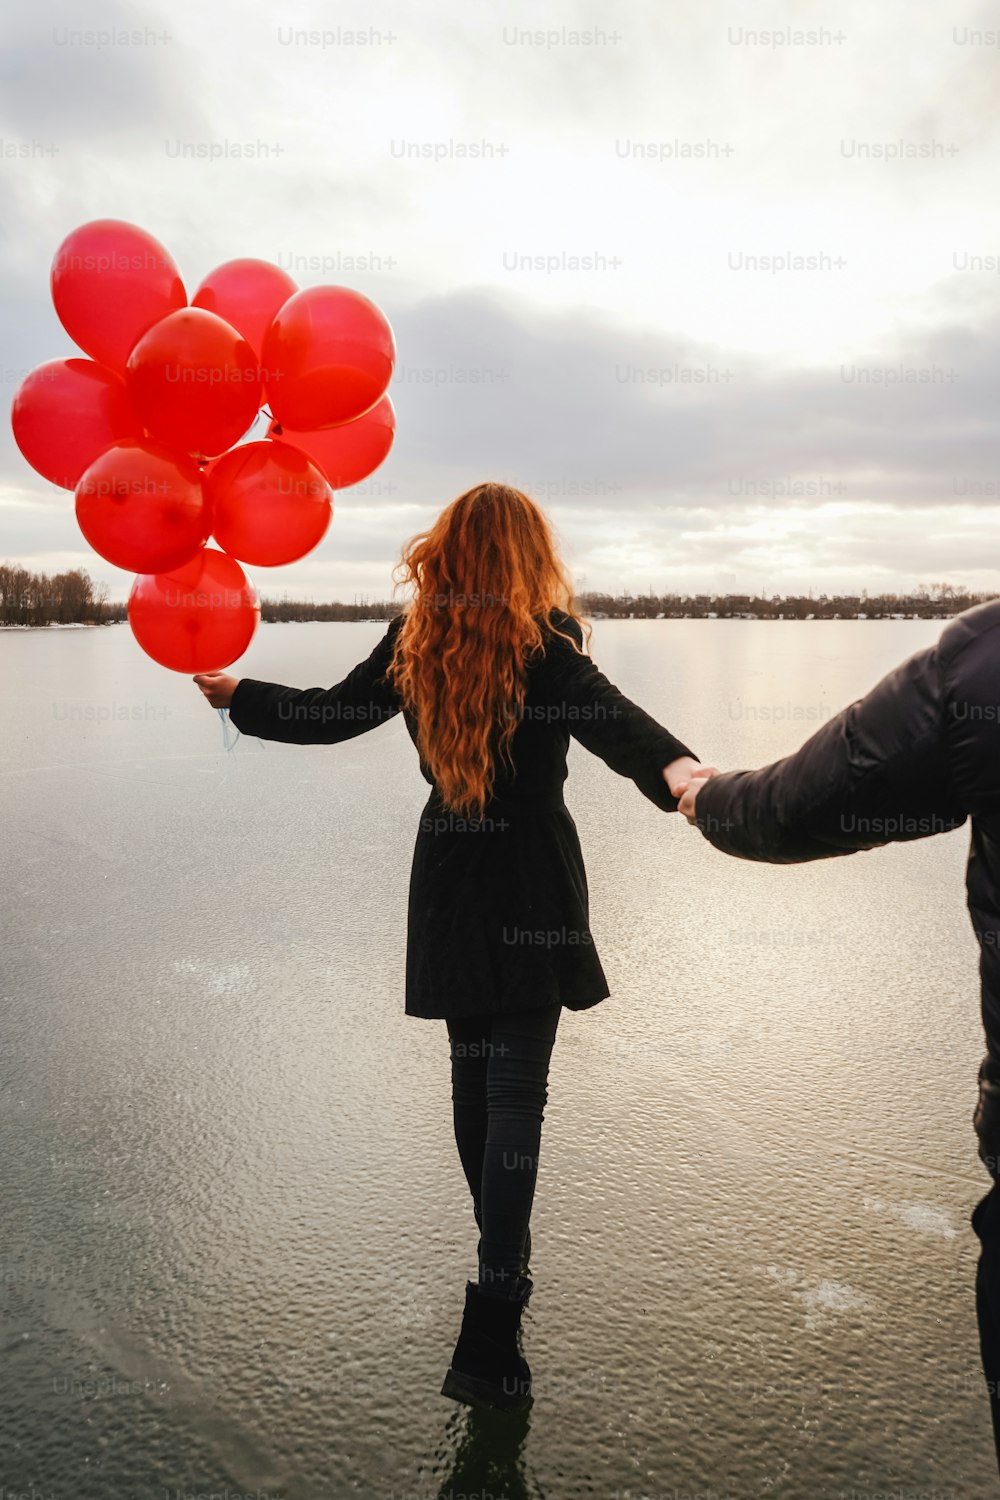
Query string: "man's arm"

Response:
xmin=693 ymin=640 xmax=967 ymax=861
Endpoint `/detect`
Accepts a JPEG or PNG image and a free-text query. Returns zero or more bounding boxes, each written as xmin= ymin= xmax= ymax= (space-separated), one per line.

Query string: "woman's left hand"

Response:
xmin=662 ymin=756 xmax=719 ymax=798
xmin=193 ymin=672 xmax=240 ymax=710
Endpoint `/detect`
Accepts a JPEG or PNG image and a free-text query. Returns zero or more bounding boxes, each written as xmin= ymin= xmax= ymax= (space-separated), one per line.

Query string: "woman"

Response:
xmin=194 ymin=482 xmax=709 ymax=1412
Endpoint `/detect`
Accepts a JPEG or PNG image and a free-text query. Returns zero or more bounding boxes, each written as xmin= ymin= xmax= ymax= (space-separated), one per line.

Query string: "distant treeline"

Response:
xmin=258 ymin=584 xmax=998 ymax=623
xmin=1 ymin=565 xmax=996 ymax=627
xmin=0 ymin=564 xmax=119 ymax=625
xmin=572 ymin=584 xmax=997 ymax=620
xmin=260 ymin=597 xmax=403 ymax=623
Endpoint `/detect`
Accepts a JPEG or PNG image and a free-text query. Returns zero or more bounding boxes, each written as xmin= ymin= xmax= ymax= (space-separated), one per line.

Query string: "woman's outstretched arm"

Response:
xmin=194 ymin=614 xmax=404 ymax=745
xmin=542 ymin=609 xmax=708 ymax=810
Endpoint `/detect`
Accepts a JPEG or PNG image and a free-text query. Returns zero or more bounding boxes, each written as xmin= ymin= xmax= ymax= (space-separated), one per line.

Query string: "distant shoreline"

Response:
xmin=4 ymin=564 xmax=991 ymax=627
xmin=0 ymin=609 xmax=989 ymax=630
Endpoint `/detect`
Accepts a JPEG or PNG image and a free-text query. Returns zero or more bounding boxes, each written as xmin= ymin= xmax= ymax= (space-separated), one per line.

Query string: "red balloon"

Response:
xmin=11 ymin=358 xmax=139 ymax=489
xmin=261 ymin=285 xmax=395 ymax=430
xmin=192 ymin=258 xmax=298 ymax=360
xmin=75 ymin=440 xmax=211 ymax=574
xmin=128 ymin=547 xmax=260 ymax=673
xmin=51 ymin=220 xmax=186 ymax=376
xmin=205 ymin=440 xmax=333 ymax=566
xmin=269 ymin=394 xmax=395 ymax=490
xmin=125 ymin=307 xmax=262 ymax=459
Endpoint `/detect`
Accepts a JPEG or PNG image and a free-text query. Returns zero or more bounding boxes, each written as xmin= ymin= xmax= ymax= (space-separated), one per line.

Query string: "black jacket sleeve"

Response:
xmin=541 ymin=610 xmax=699 ymax=812
xmin=228 ymin=615 xmax=403 ymax=745
xmin=694 ymin=639 xmax=967 ymax=861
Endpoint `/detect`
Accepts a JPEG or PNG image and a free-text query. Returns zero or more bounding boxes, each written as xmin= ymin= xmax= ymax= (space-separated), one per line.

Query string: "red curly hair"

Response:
xmin=386 ymin=482 xmax=591 ymax=818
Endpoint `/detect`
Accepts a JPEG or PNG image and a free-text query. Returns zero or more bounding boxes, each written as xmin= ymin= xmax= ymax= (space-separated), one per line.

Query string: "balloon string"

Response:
xmin=217 ymin=707 xmax=267 ymax=761
xmin=218 ymin=706 xmax=239 ymax=750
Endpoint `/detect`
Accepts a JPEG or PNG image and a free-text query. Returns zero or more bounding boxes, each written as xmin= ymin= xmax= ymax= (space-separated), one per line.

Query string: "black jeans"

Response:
xmin=446 ymin=1003 xmax=562 ymax=1299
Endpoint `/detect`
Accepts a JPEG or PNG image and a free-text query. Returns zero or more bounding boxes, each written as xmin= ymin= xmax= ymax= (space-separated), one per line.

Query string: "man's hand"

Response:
xmin=662 ymin=755 xmax=719 ymax=800
xmin=193 ymin=672 xmax=240 ymax=710
xmin=678 ymin=776 xmax=714 ymax=825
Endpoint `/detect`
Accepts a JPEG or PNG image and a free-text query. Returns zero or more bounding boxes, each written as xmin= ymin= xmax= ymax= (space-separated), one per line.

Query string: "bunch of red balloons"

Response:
xmin=10 ymin=219 xmax=397 ymax=672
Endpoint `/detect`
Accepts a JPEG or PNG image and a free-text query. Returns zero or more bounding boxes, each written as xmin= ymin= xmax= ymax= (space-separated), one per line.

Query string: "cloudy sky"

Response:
xmin=3 ymin=0 xmax=1000 ymax=601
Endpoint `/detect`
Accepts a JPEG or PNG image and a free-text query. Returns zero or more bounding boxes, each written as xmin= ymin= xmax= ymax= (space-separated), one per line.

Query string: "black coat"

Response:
xmin=694 ymin=599 xmax=1000 ymax=1171
xmin=228 ymin=608 xmax=696 ymax=1019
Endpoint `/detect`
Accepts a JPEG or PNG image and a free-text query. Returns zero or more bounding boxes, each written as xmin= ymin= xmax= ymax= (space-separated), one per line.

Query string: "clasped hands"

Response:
xmin=662 ymin=756 xmax=720 ymax=825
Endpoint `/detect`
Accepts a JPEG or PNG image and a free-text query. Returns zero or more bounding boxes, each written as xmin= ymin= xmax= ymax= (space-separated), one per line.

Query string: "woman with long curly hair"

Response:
xmin=194 ymin=482 xmax=712 ymax=1412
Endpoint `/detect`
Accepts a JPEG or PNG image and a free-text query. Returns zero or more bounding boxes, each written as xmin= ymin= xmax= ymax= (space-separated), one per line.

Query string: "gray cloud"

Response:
xmin=0 ymin=0 xmax=205 ymax=142
xmin=5 ymin=278 xmax=1000 ymax=597
xmin=383 ymin=284 xmax=1000 ymax=505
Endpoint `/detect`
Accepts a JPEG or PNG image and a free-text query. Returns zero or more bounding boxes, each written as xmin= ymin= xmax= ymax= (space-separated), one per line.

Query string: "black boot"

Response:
xmin=473 ymin=1202 xmax=532 ymax=1278
xmin=440 ymin=1277 xmax=534 ymax=1411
